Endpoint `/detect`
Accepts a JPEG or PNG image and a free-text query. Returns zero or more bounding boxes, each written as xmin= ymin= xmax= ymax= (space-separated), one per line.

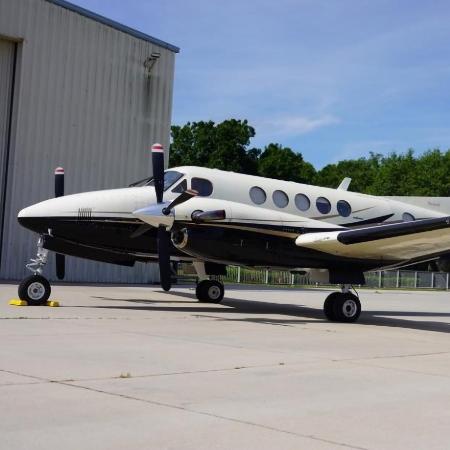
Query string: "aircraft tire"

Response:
xmin=333 ymin=292 xmax=361 ymax=323
xmin=323 ymin=292 xmax=340 ymax=321
xmin=18 ymin=275 xmax=51 ymax=305
xmin=196 ymin=280 xmax=224 ymax=303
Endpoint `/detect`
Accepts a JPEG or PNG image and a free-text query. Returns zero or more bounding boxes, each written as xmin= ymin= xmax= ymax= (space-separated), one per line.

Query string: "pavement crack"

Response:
xmin=54 ymin=362 xmax=289 ymax=383
xmin=57 ymin=380 xmax=368 ymax=450
xmin=333 ymin=350 xmax=450 ymax=363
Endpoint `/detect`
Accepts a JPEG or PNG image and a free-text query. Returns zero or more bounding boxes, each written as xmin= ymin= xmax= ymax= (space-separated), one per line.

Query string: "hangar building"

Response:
xmin=0 ymin=0 xmax=178 ymax=283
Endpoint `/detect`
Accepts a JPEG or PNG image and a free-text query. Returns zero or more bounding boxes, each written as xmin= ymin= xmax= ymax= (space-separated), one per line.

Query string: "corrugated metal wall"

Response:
xmin=0 ymin=0 xmax=176 ymax=282
xmin=0 ymin=38 xmax=16 ymax=257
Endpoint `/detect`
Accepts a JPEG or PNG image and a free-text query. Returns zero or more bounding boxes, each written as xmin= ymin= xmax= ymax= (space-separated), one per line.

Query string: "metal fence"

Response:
xmin=178 ymin=264 xmax=450 ymax=290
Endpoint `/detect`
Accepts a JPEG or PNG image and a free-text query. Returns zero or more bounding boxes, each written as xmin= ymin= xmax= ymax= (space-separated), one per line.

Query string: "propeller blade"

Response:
xmin=151 ymin=143 xmax=165 ymax=203
xmin=192 ymin=209 xmax=226 ymax=223
xmin=54 ymin=167 xmax=64 ymax=197
xmin=162 ymin=189 xmax=198 ymax=215
xmin=130 ymin=223 xmax=152 ymax=239
xmin=54 ymin=167 xmax=65 ymax=279
xmin=56 ymin=253 xmax=65 ymax=280
xmin=157 ymin=226 xmax=172 ymax=291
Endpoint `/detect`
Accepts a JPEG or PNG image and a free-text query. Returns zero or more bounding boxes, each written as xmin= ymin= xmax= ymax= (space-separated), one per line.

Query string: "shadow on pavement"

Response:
xmin=86 ymin=290 xmax=450 ymax=334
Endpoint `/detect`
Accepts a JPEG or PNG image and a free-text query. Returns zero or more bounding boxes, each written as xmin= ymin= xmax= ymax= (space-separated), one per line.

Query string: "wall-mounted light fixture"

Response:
xmin=144 ymin=52 xmax=161 ymax=78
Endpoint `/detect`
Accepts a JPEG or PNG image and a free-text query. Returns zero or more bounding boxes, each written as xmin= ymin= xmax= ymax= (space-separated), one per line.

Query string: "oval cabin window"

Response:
xmin=273 ymin=190 xmax=289 ymax=208
xmin=316 ymin=197 xmax=331 ymax=214
xmin=295 ymin=194 xmax=310 ymax=211
xmin=249 ymin=186 xmax=267 ymax=205
xmin=337 ymin=200 xmax=352 ymax=217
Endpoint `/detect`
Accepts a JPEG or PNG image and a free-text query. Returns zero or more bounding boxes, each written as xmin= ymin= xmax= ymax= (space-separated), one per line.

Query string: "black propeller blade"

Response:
xmin=162 ymin=189 xmax=198 ymax=215
xmin=151 ymin=143 xmax=171 ymax=291
xmin=157 ymin=226 xmax=171 ymax=291
xmin=192 ymin=209 xmax=226 ymax=223
xmin=151 ymin=143 xmax=165 ymax=203
xmin=54 ymin=167 xmax=65 ymax=280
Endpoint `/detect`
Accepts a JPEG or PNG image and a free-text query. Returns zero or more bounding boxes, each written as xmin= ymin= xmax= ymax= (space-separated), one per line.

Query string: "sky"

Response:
xmin=72 ymin=0 xmax=450 ymax=168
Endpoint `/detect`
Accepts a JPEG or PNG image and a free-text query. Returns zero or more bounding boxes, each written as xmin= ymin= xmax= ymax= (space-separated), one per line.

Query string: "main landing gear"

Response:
xmin=196 ymin=279 xmax=224 ymax=303
xmin=18 ymin=236 xmax=52 ymax=305
xmin=323 ymin=285 xmax=361 ymax=323
xmin=193 ymin=261 xmax=225 ymax=303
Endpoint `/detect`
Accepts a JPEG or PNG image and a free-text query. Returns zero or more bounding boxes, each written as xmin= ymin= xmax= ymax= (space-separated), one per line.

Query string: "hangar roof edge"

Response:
xmin=45 ymin=0 xmax=180 ymax=53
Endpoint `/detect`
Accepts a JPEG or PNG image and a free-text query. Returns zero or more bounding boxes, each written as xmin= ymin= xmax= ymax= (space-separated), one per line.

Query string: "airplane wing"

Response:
xmin=295 ymin=216 xmax=450 ymax=262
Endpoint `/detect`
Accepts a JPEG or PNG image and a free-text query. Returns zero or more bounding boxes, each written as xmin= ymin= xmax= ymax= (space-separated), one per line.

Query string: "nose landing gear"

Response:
xmin=18 ymin=236 xmax=52 ymax=305
xmin=323 ymin=285 xmax=361 ymax=323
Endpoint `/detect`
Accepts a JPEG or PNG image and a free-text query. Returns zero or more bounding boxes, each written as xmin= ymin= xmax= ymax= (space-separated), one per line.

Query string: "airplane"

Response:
xmin=17 ymin=143 xmax=450 ymax=322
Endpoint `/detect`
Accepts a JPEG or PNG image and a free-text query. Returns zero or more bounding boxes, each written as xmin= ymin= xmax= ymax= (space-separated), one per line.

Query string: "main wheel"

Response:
xmin=323 ymin=292 xmax=340 ymax=321
xmin=18 ymin=275 xmax=51 ymax=306
xmin=333 ymin=292 xmax=361 ymax=323
xmin=196 ymin=280 xmax=224 ymax=303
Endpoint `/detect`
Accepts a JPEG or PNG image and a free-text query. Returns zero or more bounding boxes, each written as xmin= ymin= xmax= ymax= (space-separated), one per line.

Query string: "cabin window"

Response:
xmin=295 ymin=194 xmax=310 ymax=211
xmin=316 ymin=197 xmax=331 ymax=214
xmin=402 ymin=212 xmax=415 ymax=222
xmin=192 ymin=178 xmax=213 ymax=196
xmin=172 ymin=179 xmax=187 ymax=193
xmin=337 ymin=200 xmax=352 ymax=217
xmin=273 ymin=190 xmax=289 ymax=208
xmin=249 ymin=186 xmax=266 ymax=205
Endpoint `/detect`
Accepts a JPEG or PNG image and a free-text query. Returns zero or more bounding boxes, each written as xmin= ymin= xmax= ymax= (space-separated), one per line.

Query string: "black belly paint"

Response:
xmin=171 ymin=224 xmax=390 ymax=271
xmin=18 ymin=215 xmax=395 ymax=271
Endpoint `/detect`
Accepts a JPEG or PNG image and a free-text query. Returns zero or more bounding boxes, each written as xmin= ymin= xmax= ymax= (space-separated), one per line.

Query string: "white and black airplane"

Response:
xmin=17 ymin=143 xmax=450 ymax=322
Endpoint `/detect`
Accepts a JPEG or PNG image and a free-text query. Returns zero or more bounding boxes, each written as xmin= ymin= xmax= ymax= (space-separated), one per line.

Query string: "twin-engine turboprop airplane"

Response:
xmin=18 ymin=143 xmax=450 ymax=322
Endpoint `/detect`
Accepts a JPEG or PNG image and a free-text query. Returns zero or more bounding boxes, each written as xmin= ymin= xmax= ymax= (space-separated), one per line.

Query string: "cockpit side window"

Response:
xmin=192 ymin=178 xmax=213 ymax=196
xmin=172 ymin=179 xmax=187 ymax=193
xmin=145 ymin=171 xmax=184 ymax=190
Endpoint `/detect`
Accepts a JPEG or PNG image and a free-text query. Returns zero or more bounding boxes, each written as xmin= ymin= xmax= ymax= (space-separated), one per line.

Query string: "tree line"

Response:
xmin=170 ymin=119 xmax=450 ymax=196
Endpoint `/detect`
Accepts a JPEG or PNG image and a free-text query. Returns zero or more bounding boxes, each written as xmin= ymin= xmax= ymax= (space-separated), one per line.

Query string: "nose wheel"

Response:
xmin=323 ymin=288 xmax=361 ymax=323
xmin=18 ymin=235 xmax=52 ymax=305
xmin=18 ymin=274 xmax=51 ymax=305
xmin=196 ymin=280 xmax=224 ymax=303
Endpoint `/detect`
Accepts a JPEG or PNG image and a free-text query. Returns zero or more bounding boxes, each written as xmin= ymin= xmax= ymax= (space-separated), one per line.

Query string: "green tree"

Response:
xmin=258 ymin=143 xmax=316 ymax=184
xmin=169 ymin=119 xmax=259 ymax=174
xmin=414 ymin=149 xmax=450 ymax=196
xmin=315 ymin=153 xmax=382 ymax=193
xmin=368 ymin=149 xmax=419 ymax=195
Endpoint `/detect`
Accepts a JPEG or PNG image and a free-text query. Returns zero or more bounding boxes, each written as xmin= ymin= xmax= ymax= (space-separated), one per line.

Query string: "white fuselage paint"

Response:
xmin=19 ymin=166 xmax=444 ymax=224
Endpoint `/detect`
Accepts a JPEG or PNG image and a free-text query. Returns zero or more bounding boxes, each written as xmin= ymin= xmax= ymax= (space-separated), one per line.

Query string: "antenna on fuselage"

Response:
xmin=337 ymin=177 xmax=352 ymax=191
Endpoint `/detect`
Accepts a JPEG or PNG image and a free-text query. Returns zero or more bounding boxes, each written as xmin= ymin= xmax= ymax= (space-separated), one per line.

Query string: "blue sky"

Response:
xmin=73 ymin=0 xmax=450 ymax=168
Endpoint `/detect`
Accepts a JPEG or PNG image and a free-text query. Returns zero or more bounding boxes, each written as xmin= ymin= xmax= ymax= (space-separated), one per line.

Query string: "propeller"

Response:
xmin=162 ymin=189 xmax=198 ymax=215
xmin=54 ymin=167 xmax=65 ymax=280
xmin=151 ymin=143 xmax=173 ymax=291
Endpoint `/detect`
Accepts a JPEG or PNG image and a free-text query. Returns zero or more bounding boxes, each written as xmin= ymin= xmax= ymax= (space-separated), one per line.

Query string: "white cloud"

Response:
xmin=259 ymin=114 xmax=340 ymax=137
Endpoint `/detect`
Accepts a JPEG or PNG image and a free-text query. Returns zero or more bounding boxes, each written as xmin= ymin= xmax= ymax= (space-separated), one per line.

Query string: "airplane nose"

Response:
xmin=18 ymin=205 xmax=50 ymax=234
xmin=17 ymin=196 xmax=67 ymax=234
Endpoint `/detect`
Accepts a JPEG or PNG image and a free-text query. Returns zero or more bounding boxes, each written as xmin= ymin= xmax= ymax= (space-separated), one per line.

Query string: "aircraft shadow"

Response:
xmin=84 ymin=290 xmax=450 ymax=334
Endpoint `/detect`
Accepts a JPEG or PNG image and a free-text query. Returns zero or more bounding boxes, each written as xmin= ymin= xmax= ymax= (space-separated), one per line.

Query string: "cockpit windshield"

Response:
xmin=129 ymin=171 xmax=184 ymax=191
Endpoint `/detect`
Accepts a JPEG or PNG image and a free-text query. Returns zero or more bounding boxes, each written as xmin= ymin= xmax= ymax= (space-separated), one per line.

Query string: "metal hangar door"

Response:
xmin=0 ymin=39 xmax=17 ymax=267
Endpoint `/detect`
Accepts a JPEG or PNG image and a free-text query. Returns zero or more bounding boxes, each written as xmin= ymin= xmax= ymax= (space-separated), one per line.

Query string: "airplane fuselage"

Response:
xmin=18 ymin=166 xmax=447 ymax=272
